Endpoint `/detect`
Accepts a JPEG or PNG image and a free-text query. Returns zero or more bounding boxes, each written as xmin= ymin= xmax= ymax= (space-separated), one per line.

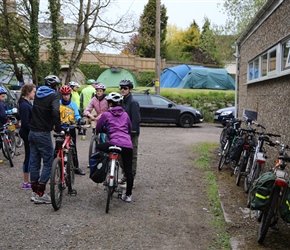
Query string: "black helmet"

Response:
xmin=45 ymin=75 xmax=61 ymax=88
xmin=119 ymin=79 xmax=134 ymax=89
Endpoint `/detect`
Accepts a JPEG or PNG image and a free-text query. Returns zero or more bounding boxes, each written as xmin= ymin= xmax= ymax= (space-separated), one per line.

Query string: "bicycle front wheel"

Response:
xmin=218 ymin=140 xmax=229 ymax=171
xmin=236 ymin=155 xmax=247 ymax=186
xmin=2 ymin=130 xmax=16 ymax=159
xmin=2 ymin=134 xmax=13 ymax=167
xmin=258 ymin=186 xmax=279 ymax=244
xmin=88 ymin=134 xmax=100 ymax=161
xmin=50 ymin=157 xmax=63 ymax=211
xmin=66 ymin=148 xmax=75 ymax=194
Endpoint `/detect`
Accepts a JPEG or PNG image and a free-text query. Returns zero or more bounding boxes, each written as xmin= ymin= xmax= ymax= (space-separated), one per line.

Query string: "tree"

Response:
xmin=220 ymin=0 xmax=266 ymax=34
xmin=61 ymin=0 xmax=137 ymax=84
xmin=136 ymin=0 xmax=168 ymax=58
xmin=165 ymin=24 xmax=185 ymax=61
xmin=197 ymin=18 xmax=222 ymax=66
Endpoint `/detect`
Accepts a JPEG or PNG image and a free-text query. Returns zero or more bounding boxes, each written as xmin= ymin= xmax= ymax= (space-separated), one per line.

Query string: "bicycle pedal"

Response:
xmin=69 ymin=189 xmax=77 ymax=196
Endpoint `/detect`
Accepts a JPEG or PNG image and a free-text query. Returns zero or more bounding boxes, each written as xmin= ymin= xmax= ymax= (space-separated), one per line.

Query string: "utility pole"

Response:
xmin=155 ymin=0 xmax=161 ymax=95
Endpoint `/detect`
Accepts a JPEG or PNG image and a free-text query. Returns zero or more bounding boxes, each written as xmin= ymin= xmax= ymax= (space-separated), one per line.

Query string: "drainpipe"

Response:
xmin=234 ymin=42 xmax=240 ymax=118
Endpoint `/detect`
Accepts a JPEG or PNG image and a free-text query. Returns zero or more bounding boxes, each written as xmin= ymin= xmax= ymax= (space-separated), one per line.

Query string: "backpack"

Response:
xmin=89 ymin=151 xmax=109 ymax=183
xmin=250 ymin=171 xmax=276 ymax=210
xmin=279 ymin=181 xmax=290 ymax=223
xmin=230 ymin=137 xmax=245 ymax=163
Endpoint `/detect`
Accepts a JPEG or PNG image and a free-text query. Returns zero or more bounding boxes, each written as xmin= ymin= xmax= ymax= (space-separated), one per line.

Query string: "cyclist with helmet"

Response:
xmin=59 ymin=85 xmax=85 ymax=175
xmin=118 ymin=79 xmax=141 ymax=185
xmin=95 ymin=92 xmax=134 ymax=202
xmin=83 ymin=83 xmax=108 ymax=133
xmin=29 ymin=75 xmax=62 ymax=204
xmin=68 ymin=81 xmax=81 ymax=109
xmin=0 ymin=87 xmax=8 ymax=128
xmin=79 ymin=79 xmax=97 ymax=135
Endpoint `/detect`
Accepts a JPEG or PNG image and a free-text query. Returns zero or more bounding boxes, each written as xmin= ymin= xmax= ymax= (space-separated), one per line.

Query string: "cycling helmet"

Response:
xmin=68 ymin=81 xmax=80 ymax=88
xmin=95 ymin=83 xmax=106 ymax=90
xmin=45 ymin=75 xmax=61 ymax=88
xmin=119 ymin=79 xmax=134 ymax=89
xmin=105 ymin=92 xmax=123 ymax=105
xmin=60 ymin=85 xmax=72 ymax=95
xmin=86 ymin=79 xmax=96 ymax=85
xmin=0 ymin=87 xmax=7 ymax=94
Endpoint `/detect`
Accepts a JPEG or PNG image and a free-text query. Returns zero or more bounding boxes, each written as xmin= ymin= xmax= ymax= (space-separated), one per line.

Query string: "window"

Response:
xmin=261 ymin=53 xmax=267 ymax=76
xmin=268 ymin=48 xmax=277 ymax=74
xmin=248 ymin=57 xmax=259 ymax=80
xmin=282 ymin=39 xmax=290 ymax=70
xmin=151 ymin=96 xmax=170 ymax=106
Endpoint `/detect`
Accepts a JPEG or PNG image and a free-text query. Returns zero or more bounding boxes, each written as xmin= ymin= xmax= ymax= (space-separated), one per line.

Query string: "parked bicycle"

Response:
xmin=50 ymin=123 xmax=78 ymax=211
xmin=257 ymin=148 xmax=290 ymax=244
xmin=217 ymin=118 xmax=241 ymax=171
xmin=104 ymin=145 xmax=122 ymax=213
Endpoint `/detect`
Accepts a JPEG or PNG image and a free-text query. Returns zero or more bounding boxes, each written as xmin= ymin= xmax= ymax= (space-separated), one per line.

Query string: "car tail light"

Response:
xmin=243 ymin=145 xmax=250 ymax=150
xmin=257 ymin=152 xmax=266 ymax=164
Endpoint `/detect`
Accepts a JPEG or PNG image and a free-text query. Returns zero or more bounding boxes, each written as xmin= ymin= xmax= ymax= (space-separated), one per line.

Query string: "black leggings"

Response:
xmin=19 ymin=129 xmax=30 ymax=173
xmin=95 ymin=142 xmax=133 ymax=196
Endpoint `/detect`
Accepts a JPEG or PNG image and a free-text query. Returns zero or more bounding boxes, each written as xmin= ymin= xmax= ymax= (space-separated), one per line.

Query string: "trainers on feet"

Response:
xmin=22 ymin=182 xmax=31 ymax=190
xmin=30 ymin=192 xmax=37 ymax=202
xmin=121 ymin=194 xmax=131 ymax=203
xmin=34 ymin=193 xmax=51 ymax=204
xmin=118 ymin=176 xmax=126 ymax=184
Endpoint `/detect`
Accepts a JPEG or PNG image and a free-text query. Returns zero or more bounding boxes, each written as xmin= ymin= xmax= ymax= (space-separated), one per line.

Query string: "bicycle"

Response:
xmin=88 ymin=129 xmax=107 ymax=164
xmin=217 ymin=118 xmax=241 ymax=171
xmin=104 ymin=145 xmax=122 ymax=213
xmin=0 ymin=116 xmax=17 ymax=167
xmin=50 ymin=123 xmax=78 ymax=211
xmin=257 ymin=149 xmax=290 ymax=244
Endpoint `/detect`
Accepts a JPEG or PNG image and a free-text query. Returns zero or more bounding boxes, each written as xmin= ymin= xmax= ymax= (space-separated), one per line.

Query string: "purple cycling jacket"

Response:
xmin=96 ymin=106 xmax=133 ymax=149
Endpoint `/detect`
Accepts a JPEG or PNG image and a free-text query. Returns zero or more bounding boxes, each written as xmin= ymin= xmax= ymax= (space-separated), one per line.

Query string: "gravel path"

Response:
xmin=0 ymin=123 xmax=221 ymax=249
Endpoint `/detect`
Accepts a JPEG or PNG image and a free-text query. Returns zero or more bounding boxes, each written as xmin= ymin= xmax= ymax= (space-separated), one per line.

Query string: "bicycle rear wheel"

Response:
xmin=2 ymin=130 xmax=16 ymax=159
xmin=15 ymin=131 xmax=23 ymax=148
xmin=236 ymin=155 xmax=247 ymax=186
xmin=50 ymin=157 xmax=63 ymax=211
xmin=258 ymin=186 xmax=279 ymax=244
xmin=218 ymin=141 xmax=229 ymax=171
xmin=2 ymin=134 xmax=13 ymax=167
xmin=66 ymin=148 xmax=76 ymax=195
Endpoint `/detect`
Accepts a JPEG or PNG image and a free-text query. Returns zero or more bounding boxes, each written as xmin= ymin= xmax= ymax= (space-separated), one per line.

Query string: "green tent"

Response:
xmin=97 ymin=68 xmax=137 ymax=88
xmin=0 ymin=62 xmax=32 ymax=86
xmin=178 ymin=68 xmax=235 ymax=90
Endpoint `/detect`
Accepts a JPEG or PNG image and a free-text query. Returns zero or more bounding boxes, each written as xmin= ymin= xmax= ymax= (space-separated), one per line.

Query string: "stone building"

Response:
xmin=235 ymin=0 xmax=290 ymax=140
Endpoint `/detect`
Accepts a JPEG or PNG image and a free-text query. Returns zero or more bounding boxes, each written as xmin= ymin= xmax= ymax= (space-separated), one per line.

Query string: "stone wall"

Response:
xmin=238 ymin=0 xmax=290 ymax=143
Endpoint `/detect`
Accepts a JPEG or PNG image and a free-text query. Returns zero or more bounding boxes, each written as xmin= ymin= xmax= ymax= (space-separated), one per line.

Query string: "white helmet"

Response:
xmin=68 ymin=81 xmax=80 ymax=88
xmin=105 ymin=92 xmax=123 ymax=105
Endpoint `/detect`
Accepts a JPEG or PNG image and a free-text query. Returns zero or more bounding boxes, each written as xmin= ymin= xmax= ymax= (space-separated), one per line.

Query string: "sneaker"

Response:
xmin=22 ymin=182 xmax=31 ymax=190
xmin=118 ymin=176 xmax=126 ymax=184
xmin=121 ymin=194 xmax=131 ymax=203
xmin=34 ymin=193 xmax=51 ymax=204
xmin=30 ymin=192 xmax=37 ymax=202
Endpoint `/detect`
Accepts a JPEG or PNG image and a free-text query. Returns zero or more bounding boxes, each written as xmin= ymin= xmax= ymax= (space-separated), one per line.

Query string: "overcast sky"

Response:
xmin=112 ymin=0 xmax=228 ymax=30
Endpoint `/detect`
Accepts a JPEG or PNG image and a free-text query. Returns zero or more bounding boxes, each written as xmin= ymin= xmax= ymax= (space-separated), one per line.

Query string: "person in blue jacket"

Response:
xmin=18 ymin=83 xmax=36 ymax=189
xmin=59 ymin=85 xmax=85 ymax=175
xmin=95 ymin=92 xmax=133 ymax=203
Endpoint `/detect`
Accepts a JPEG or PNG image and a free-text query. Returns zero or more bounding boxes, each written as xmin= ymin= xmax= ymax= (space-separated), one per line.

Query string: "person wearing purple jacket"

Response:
xmin=95 ymin=92 xmax=133 ymax=203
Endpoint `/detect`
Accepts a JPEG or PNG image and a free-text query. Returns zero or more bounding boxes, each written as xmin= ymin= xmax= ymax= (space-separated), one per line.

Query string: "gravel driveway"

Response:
xmin=0 ymin=123 xmax=221 ymax=249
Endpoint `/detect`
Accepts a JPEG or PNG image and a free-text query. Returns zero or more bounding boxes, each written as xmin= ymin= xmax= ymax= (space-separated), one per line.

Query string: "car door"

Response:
xmin=132 ymin=94 xmax=153 ymax=123
xmin=149 ymin=95 xmax=180 ymax=123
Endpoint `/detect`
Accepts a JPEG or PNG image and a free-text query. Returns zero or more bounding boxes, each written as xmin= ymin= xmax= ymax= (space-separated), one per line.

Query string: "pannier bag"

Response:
xmin=250 ymin=171 xmax=276 ymax=210
xmin=230 ymin=137 xmax=245 ymax=163
xmin=226 ymin=126 xmax=236 ymax=137
xmin=279 ymin=181 xmax=290 ymax=223
xmin=89 ymin=151 xmax=109 ymax=183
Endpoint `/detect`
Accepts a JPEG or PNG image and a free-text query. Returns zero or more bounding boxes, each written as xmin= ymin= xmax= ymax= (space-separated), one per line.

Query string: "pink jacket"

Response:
xmin=83 ymin=95 xmax=108 ymax=116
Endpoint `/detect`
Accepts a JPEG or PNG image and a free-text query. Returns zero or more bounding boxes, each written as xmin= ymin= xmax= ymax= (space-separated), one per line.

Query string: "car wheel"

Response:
xmin=178 ymin=113 xmax=194 ymax=128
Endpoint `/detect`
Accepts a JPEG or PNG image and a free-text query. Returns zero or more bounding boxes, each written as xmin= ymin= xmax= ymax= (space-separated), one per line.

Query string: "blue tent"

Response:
xmin=178 ymin=68 xmax=235 ymax=90
xmin=160 ymin=64 xmax=204 ymax=88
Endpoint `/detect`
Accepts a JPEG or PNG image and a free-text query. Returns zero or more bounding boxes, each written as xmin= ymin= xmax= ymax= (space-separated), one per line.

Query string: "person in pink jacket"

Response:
xmin=83 ymin=83 xmax=108 ymax=133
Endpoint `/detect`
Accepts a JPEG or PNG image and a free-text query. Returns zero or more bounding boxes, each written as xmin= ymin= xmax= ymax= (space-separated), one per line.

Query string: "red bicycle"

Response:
xmin=50 ymin=123 xmax=78 ymax=211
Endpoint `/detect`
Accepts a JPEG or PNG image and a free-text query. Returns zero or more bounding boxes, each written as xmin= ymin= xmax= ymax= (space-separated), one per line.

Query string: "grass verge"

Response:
xmin=193 ymin=142 xmax=230 ymax=249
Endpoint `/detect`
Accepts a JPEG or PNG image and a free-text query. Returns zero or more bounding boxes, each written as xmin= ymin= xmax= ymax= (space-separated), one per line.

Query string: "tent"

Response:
xmin=0 ymin=62 xmax=32 ymax=86
xmin=97 ymin=68 xmax=137 ymax=88
xmin=59 ymin=65 xmax=86 ymax=85
xmin=178 ymin=68 xmax=235 ymax=90
xmin=160 ymin=64 xmax=204 ymax=88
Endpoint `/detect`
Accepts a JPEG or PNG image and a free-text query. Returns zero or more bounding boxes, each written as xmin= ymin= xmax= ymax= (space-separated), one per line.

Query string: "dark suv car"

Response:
xmin=132 ymin=92 xmax=203 ymax=127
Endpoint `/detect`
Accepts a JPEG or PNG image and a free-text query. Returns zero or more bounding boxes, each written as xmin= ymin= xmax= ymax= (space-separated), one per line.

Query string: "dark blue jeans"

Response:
xmin=28 ymin=130 xmax=54 ymax=184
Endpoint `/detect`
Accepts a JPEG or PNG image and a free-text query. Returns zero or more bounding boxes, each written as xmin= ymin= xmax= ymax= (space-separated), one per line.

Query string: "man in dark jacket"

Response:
xmin=118 ymin=79 xmax=141 ymax=184
xmin=29 ymin=75 xmax=62 ymax=204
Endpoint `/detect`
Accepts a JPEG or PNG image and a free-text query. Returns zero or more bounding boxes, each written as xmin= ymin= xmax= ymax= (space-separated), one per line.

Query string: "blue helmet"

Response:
xmin=0 ymin=87 xmax=7 ymax=94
